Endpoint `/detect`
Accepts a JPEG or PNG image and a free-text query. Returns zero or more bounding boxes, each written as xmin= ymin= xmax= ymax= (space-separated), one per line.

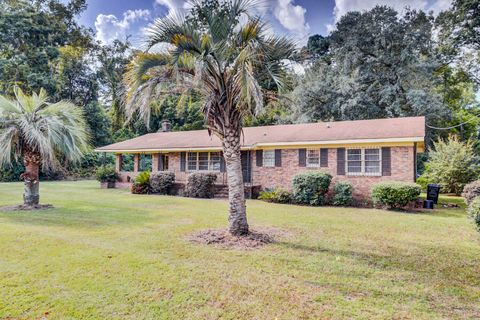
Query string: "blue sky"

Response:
xmin=77 ymin=0 xmax=452 ymax=47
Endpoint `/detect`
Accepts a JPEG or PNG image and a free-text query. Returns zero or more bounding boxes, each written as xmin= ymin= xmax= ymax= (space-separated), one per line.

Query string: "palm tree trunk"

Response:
xmin=223 ymin=128 xmax=249 ymax=236
xmin=22 ymin=151 xmax=41 ymax=206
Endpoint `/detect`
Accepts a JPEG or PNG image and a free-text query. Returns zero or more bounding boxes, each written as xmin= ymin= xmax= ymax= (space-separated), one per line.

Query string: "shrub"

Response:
xmin=419 ymin=135 xmax=478 ymax=195
xmin=371 ymin=181 xmax=421 ymax=209
xmin=462 ymin=181 xmax=480 ymax=205
xmin=467 ymin=197 xmax=480 ymax=232
xmin=258 ymin=188 xmax=292 ymax=204
xmin=185 ymin=173 xmax=217 ymax=198
xmin=131 ymin=171 xmax=150 ymax=194
xmin=150 ymin=172 xmax=175 ymax=194
xmin=292 ymin=171 xmax=332 ymax=205
xmin=95 ymin=165 xmax=117 ymax=183
xmin=333 ymin=181 xmax=353 ymax=206
xmin=415 ymin=175 xmax=428 ymax=191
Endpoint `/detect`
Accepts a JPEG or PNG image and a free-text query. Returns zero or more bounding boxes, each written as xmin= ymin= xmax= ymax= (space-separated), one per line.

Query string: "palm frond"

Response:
xmin=122 ymin=0 xmax=295 ymax=134
xmin=0 ymin=87 xmax=90 ymax=169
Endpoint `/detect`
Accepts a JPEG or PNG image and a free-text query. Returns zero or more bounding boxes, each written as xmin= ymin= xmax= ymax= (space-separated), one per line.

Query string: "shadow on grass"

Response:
xmin=415 ymin=208 xmax=467 ymax=219
xmin=276 ymin=241 xmax=480 ymax=288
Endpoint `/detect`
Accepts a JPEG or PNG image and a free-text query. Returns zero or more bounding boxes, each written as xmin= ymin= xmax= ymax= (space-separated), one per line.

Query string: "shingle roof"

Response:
xmin=95 ymin=116 xmax=425 ymax=152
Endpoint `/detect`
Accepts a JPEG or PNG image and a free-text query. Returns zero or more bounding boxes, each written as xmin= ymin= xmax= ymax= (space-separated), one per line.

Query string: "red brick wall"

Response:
xmin=114 ymin=146 xmax=416 ymax=199
xmin=116 ymin=152 xmax=227 ymax=185
xmin=251 ymin=147 xmax=415 ymax=199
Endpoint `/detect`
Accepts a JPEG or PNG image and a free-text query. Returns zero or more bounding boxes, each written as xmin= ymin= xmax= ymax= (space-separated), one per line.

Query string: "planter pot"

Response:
xmin=100 ymin=182 xmax=116 ymax=189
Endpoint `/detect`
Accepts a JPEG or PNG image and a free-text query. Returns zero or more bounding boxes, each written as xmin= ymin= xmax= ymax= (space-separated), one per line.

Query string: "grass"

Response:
xmin=0 ymin=181 xmax=479 ymax=320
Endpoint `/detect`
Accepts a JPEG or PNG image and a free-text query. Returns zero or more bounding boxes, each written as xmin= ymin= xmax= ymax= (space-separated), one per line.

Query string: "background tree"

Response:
xmin=123 ymin=0 xmax=295 ymax=235
xmin=0 ymin=88 xmax=89 ymax=206
xmin=0 ymin=0 xmax=115 ymax=183
xmin=419 ymin=136 xmax=478 ymax=195
xmin=0 ymin=0 xmax=91 ymax=96
xmin=436 ymin=0 xmax=480 ymax=86
xmin=291 ymin=6 xmax=449 ymax=142
xmin=56 ymin=45 xmax=112 ymax=147
xmin=96 ymin=40 xmax=131 ymax=133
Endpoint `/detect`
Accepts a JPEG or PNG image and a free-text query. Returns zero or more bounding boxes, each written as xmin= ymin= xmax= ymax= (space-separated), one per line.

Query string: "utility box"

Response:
xmin=427 ymin=184 xmax=441 ymax=204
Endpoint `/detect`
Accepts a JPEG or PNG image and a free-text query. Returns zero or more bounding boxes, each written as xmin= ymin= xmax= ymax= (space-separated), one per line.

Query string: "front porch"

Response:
xmin=111 ymin=152 xmax=259 ymax=198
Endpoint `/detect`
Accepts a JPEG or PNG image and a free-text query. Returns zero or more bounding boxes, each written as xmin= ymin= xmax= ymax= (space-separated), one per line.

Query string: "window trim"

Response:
xmin=346 ymin=148 xmax=382 ymax=176
xmin=186 ymin=151 xmax=221 ymax=172
xmin=262 ymin=150 xmax=275 ymax=167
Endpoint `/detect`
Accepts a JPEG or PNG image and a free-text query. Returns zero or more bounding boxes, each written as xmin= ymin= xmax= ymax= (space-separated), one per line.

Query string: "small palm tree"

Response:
xmin=124 ymin=0 xmax=295 ymax=236
xmin=0 ymin=87 xmax=89 ymax=206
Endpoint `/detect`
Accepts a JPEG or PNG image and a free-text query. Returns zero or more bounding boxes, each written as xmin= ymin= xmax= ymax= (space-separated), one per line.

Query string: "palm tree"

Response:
xmin=124 ymin=0 xmax=295 ymax=235
xmin=0 ymin=87 xmax=89 ymax=207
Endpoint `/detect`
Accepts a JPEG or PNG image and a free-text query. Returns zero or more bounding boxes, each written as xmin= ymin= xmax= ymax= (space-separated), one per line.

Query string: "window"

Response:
xmin=307 ymin=149 xmax=320 ymax=167
xmin=365 ymin=149 xmax=380 ymax=174
xmin=346 ymin=148 xmax=381 ymax=176
xmin=186 ymin=152 xmax=222 ymax=171
xmin=187 ymin=152 xmax=198 ymax=171
xmin=209 ymin=152 xmax=221 ymax=171
xmin=198 ymin=152 xmax=209 ymax=170
xmin=347 ymin=149 xmax=362 ymax=174
xmin=263 ymin=150 xmax=275 ymax=167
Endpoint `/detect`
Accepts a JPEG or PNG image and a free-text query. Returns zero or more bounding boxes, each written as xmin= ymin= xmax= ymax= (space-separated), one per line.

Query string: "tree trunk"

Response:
xmin=223 ymin=128 xmax=249 ymax=236
xmin=21 ymin=151 xmax=41 ymax=206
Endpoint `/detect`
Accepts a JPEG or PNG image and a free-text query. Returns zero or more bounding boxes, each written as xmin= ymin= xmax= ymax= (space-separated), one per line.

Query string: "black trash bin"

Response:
xmin=427 ymin=184 xmax=441 ymax=204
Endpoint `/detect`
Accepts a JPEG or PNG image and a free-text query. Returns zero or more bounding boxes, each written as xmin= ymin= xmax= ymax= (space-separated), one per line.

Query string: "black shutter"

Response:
xmin=298 ymin=149 xmax=306 ymax=167
xmin=382 ymin=147 xmax=391 ymax=176
xmin=158 ymin=154 xmax=164 ymax=171
xmin=320 ymin=148 xmax=328 ymax=167
xmin=220 ymin=152 xmax=226 ymax=172
xmin=275 ymin=149 xmax=282 ymax=167
xmin=256 ymin=150 xmax=263 ymax=167
xmin=180 ymin=152 xmax=186 ymax=172
xmin=337 ymin=148 xmax=345 ymax=175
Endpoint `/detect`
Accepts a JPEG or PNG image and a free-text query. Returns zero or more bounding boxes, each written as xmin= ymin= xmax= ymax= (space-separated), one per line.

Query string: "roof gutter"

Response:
xmin=94 ymin=136 xmax=424 ymax=153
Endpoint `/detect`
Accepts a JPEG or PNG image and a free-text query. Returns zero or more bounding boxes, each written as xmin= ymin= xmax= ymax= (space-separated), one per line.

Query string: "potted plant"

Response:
xmin=95 ymin=165 xmax=118 ymax=188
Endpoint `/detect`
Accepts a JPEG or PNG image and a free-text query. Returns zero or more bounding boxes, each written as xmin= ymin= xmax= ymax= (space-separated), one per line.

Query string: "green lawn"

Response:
xmin=0 ymin=181 xmax=479 ymax=320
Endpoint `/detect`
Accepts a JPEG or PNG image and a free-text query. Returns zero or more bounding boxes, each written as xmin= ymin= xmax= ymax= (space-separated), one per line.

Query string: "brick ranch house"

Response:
xmin=95 ymin=116 xmax=425 ymax=199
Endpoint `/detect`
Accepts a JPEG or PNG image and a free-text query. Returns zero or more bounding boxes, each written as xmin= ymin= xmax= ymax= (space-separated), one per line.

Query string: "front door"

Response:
xmin=158 ymin=154 xmax=169 ymax=171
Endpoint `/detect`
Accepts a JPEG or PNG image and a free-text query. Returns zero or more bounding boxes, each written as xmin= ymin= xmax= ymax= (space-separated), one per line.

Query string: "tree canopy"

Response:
xmin=292 ymin=7 xmax=448 ymax=133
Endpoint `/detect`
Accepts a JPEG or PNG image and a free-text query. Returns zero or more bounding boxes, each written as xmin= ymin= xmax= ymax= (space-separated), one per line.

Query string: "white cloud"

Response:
xmin=95 ymin=9 xmax=151 ymax=44
xmin=329 ymin=0 xmax=452 ymax=29
xmin=155 ymin=0 xmax=189 ymax=18
xmin=273 ymin=0 xmax=310 ymax=37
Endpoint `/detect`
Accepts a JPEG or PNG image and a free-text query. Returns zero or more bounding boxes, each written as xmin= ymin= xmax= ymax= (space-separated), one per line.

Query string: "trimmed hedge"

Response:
xmin=462 ymin=181 xmax=480 ymax=205
xmin=131 ymin=171 xmax=150 ymax=194
xmin=333 ymin=181 xmax=353 ymax=206
xmin=258 ymin=188 xmax=293 ymax=204
xmin=150 ymin=172 xmax=175 ymax=195
xmin=185 ymin=173 xmax=217 ymax=198
xmin=292 ymin=171 xmax=332 ymax=205
xmin=371 ymin=181 xmax=421 ymax=209
xmin=467 ymin=197 xmax=480 ymax=232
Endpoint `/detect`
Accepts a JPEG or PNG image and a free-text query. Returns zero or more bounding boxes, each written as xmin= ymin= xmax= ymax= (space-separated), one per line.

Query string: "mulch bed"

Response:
xmin=0 ymin=204 xmax=54 ymax=212
xmin=186 ymin=227 xmax=291 ymax=249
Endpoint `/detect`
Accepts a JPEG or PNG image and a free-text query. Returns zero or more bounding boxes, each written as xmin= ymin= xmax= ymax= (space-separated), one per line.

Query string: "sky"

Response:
xmin=76 ymin=0 xmax=453 ymax=47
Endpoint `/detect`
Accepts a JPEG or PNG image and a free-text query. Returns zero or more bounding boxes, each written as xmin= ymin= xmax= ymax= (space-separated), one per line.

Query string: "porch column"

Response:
xmin=134 ymin=154 xmax=140 ymax=172
xmin=115 ymin=154 xmax=122 ymax=172
xmin=152 ymin=154 xmax=160 ymax=172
